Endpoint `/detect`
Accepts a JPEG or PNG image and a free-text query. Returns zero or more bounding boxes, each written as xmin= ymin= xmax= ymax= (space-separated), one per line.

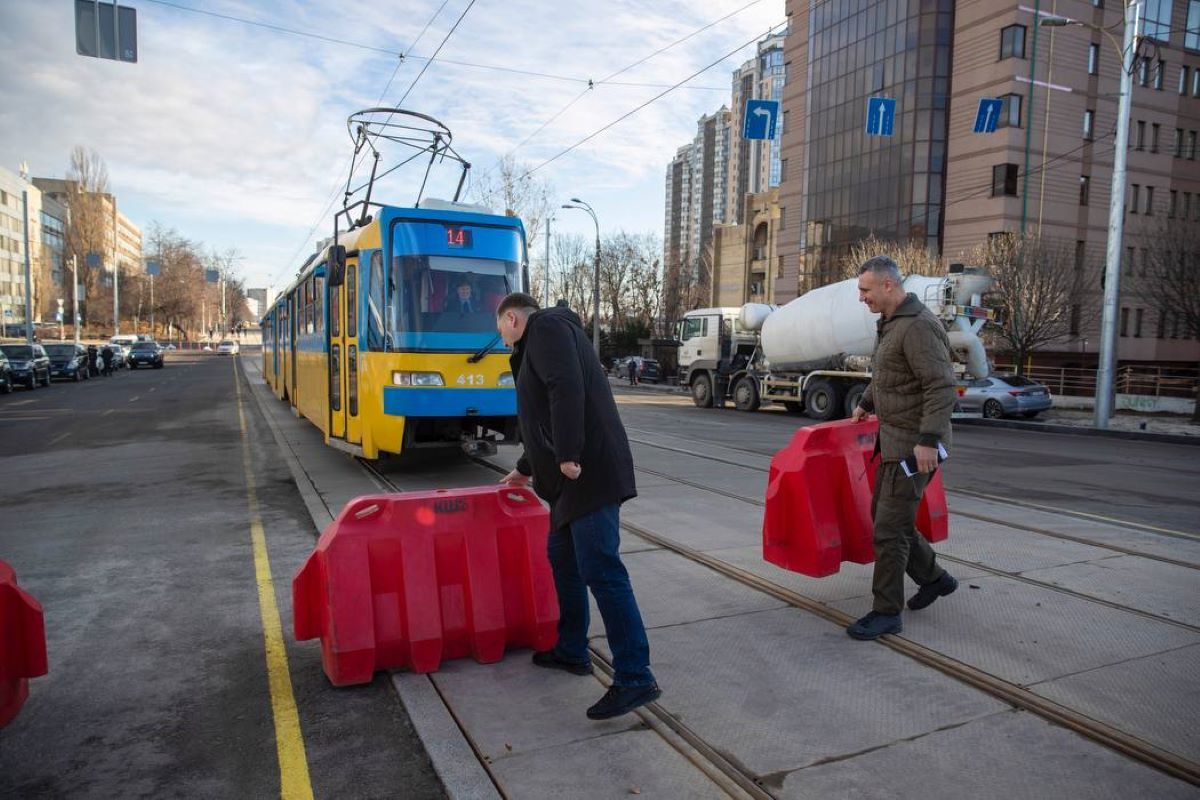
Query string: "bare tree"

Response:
xmin=964 ymin=233 xmax=1085 ymax=374
xmin=63 ymin=146 xmax=112 ymax=315
xmin=468 ymin=155 xmax=553 ymax=251
xmin=839 ymin=234 xmax=944 ymax=281
xmin=551 ymin=233 xmax=592 ymax=316
xmin=1137 ymin=220 xmax=1200 ymax=421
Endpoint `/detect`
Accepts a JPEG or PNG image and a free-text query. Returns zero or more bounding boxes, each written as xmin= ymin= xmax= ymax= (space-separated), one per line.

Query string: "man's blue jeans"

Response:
xmin=546 ymin=504 xmax=655 ymax=687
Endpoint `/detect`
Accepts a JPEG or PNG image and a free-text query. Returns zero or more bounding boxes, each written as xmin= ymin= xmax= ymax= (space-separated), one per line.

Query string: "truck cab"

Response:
xmin=676 ymin=307 xmax=760 ymax=406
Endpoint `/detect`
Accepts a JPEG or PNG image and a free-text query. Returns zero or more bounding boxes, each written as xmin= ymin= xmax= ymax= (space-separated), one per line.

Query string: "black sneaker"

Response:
xmin=845 ymin=611 xmax=902 ymax=640
xmin=531 ymin=650 xmax=593 ymax=676
xmin=907 ymin=572 xmax=958 ymax=611
xmin=586 ymin=683 xmax=662 ymax=720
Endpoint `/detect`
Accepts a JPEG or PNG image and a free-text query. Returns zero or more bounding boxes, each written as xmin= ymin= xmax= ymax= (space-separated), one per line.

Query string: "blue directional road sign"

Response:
xmin=974 ymin=98 xmax=1004 ymax=134
xmin=743 ymin=99 xmax=780 ymax=140
xmin=85 ymin=252 xmax=102 ymax=268
xmin=205 ymin=269 xmax=220 ymax=283
xmin=145 ymin=260 xmax=160 ymax=276
xmin=865 ymin=97 xmax=896 ymax=136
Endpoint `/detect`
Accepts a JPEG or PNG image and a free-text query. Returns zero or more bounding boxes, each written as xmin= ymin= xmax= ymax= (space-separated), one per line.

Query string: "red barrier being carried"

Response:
xmin=0 ymin=560 xmax=48 ymax=728
xmin=762 ymin=419 xmax=948 ymax=577
xmin=293 ymin=486 xmax=559 ymax=686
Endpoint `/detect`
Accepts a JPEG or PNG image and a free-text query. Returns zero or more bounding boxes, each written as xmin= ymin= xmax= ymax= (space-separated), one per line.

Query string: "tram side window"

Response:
xmin=368 ymin=250 xmax=386 ymax=350
xmin=315 ymin=276 xmax=325 ymax=335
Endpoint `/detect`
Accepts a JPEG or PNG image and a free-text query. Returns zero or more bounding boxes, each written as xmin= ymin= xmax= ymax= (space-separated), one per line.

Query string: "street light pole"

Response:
xmin=544 ymin=215 xmax=553 ymax=307
xmin=21 ymin=191 xmax=33 ymax=345
xmin=1042 ymin=0 xmax=1139 ymax=428
xmin=562 ymin=198 xmax=601 ymax=354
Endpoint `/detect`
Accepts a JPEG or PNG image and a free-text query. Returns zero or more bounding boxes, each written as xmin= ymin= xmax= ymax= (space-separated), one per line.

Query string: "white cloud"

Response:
xmin=0 ymin=0 xmax=783 ymax=286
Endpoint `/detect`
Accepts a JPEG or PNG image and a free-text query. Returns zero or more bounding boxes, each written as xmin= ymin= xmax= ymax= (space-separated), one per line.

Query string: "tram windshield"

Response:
xmin=378 ymin=220 xmax=524 ymax=350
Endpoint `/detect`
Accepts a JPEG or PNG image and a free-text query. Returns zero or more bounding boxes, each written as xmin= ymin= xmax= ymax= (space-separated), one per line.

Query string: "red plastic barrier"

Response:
xmin=763 ymin=419 xmax=948 ymax=577
xmin=293 ymin=486 xmax=559 ymax=686
xmin=0 ymin=560 xmax=48 ymax=728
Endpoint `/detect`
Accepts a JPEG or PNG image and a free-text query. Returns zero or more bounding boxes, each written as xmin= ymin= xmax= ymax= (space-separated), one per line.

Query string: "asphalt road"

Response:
xmin=0 ymin=352 xmax=444 ymax=799
xmin=611 ymin=387 xmax=1200 ymax=534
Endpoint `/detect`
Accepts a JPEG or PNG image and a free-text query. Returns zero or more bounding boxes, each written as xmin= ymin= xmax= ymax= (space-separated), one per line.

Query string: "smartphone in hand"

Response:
xmin=900 ymin=442 xmax=948 ymax=478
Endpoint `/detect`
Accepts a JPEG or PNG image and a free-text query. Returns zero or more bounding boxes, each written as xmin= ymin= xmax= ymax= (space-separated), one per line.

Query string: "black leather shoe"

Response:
xmin=586 ymin=683 xmax=662 ymax=720
xmin=532 ymin=650 xmax=593 ymax=676
xmin=907 ymin=572 xmax=958 ymax=611
xmin=846 ymin=611 xmax=902 ymax=640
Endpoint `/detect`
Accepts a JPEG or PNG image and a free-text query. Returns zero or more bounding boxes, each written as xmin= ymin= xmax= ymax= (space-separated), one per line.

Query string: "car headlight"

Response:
xmin=498 ymin=372 xmax=514 ymax=387
xmin=392 ymin=371 xmax=445 ymax=387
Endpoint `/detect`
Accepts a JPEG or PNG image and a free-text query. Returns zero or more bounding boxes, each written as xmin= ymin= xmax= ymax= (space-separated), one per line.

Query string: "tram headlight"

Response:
xmin=498 ymin=372 xmax=514 ymax=387
xmin=392 ymin=371 xmax=445 ymax=387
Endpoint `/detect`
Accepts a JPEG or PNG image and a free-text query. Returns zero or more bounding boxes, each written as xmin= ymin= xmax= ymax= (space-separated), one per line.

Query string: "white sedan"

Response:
xmin=216 ymin=340 xmax=240 ymax=355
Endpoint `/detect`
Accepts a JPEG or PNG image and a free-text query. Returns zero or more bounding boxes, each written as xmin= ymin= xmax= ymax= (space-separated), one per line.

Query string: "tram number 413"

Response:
xmin=457 ymin=374 xmax=486 ymax=385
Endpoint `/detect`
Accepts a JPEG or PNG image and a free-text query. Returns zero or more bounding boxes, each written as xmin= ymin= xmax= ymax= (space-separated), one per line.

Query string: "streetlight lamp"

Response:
xmin=561 ymin=198 xmax=601 ymax=354
xmin=1040 ymin=1 xmax=1140 ymax=429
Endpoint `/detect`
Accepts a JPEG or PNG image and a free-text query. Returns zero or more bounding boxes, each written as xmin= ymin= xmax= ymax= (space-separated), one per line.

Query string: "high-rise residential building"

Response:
xmin=32 ymin=177 xmax=143 ymax=280
xmin=777 ymin=0 xmax=1200 ymax=367
xmin=0 ymin=166 xmax=34 ymax=327
xmin=728 ymin=33 xmax=787 ymax=224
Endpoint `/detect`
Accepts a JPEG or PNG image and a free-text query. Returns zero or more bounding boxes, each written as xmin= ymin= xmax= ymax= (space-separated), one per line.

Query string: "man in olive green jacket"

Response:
xmin=848 ymin=256 xmax=959 ymax=640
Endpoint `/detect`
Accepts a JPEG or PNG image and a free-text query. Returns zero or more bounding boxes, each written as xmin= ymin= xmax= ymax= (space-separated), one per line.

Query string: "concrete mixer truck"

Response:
xmin=676 ymin=266 xmax=995 ymax=419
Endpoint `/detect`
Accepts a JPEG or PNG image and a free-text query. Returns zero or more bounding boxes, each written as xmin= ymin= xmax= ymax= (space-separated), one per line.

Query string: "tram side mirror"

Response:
xmin=328 ymin=245 xmax=347 ymax=286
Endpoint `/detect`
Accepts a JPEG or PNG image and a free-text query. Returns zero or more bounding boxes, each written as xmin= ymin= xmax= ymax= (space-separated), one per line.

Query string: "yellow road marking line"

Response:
xmin=233 ymin=358 xmax=313 ymax=800
xmin=958 ymin=489 xmax=1200 ymax=541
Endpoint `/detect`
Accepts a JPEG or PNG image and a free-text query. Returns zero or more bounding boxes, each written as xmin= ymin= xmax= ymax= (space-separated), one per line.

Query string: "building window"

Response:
xmin=1188 ymin=0 xmax=1200 ymax=50
xmin=1134 ymin=308 xmax=1145 ymax=338
xmin=1130 ymin=183 xmax=1140 ymax=213
xmin=1083 ymin=109 xmax=1095 ymax=140
xmin=1154 ymin=60 xmax=1166 ymax=89
xmin=1143 ymin=0 xmax=1173 ymax=42
xmin=1138 ymin=57 xmax=1151 ymax=86
xmin=1194 ymin=68 xmax=1200 ymax=96
xmin=780 ymin=158 xmax=788 ymax=181
xmin=1187 ymin=192 xmax=1194 ymax=219
xmin=1177 ymin=127 xmax=1186 ymax=157
xmin=1000 ymin=25 xmax=1026 ymax=60
xmin=1079 ymin=174 xmax=1091 ymax=205
xmin=1146 ymin=186 xmax=1155 ymax=215
xmin=1181 ymin=66 xmax=1191 ymax=94
xmin=1152 ymin=123 xmax=1161 ymax=152
xmin=1190 ymin=130 xmax=1198 ymax=159
xmin=998 ymin=93 xmax=1022 ymax=128
xmin=1169 ymin=189 xmax=1178 ymax=217
xmin=779 ymin=206 xmax=786 ymax=230
xmin=1158 ymin=309 xmax=1168 ymax=338
xmin=1088 ymin=43 xmax=1100 ymax=75
xmin=1136 ymin=120 xmax=1146 ymax=150
xmin=992 ymin=163 xmax=1019 ymax=196
xmin=1125 ymin=246 xmax=1136 ymax=275
xmin=1120 ymin=306 xmax=1129 ymax=336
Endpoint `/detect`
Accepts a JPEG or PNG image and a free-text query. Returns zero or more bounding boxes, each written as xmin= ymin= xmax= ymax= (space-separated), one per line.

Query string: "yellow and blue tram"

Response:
xmin=261 ymin=201 xmax=526 ymax=459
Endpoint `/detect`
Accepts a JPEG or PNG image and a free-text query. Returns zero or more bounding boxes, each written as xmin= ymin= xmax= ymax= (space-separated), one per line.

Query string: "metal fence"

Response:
xmin=992 ymin=363 xmax=1198 ymax=399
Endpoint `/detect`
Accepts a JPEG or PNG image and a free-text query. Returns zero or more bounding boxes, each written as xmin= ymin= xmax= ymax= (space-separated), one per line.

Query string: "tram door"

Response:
xmin=344 ymin=255 xmax=362 ymax=446
xmin=328 ymin=259 xmax=347 ymax=440
xmin=289 ymin=292 xmax=298 ymax=409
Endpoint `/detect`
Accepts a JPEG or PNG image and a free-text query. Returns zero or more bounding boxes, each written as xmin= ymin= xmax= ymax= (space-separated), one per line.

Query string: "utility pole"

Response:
xmin=544 ymin=216 xmax=553 ymax=306
xmin=72 ymin=255 xmax=80 ymax=345
xmin=21 ymin=191 xmax=34 ymax=344
xmin=112 ymin=198 xmax=119 ymax=336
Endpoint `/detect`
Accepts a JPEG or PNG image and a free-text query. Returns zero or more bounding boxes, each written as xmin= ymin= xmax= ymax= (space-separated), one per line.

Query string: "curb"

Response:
xmin=953 ymin=415 xmax=1200 ymax=446
xmin=236 ymin=357 xmax=501 ymax=800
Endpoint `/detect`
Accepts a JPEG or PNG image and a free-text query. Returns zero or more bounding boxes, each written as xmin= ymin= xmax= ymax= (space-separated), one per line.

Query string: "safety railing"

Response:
xmin=991 ymin=363 xmax=1198 ymax=400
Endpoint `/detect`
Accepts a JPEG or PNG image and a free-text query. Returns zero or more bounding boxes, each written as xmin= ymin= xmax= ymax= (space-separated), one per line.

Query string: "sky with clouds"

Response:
xmin=0 ymin=0 xmax=783 ymax=291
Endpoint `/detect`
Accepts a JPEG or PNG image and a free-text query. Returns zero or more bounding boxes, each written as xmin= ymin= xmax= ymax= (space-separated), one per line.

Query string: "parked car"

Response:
xmin=959 ymin=373 xmax=1053 ymax=419
xmin=216 ymin=340 xmax=240 ymax=355
xmin=44 ymin=342 xmax=90 ymax=381
xmin=0 ymin=351 xmax=14 ymax=393
xmin=0 ymin=343 xmax=51 ymax=389
xmin=613 ymin=356 xmax=661 ymax=383
xmin=128 ymin=341 xmax=165 ymax=369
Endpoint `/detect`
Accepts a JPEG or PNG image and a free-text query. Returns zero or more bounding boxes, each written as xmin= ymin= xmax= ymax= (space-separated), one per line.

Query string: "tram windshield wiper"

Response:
xmin=468 ymin=333 xmax=502 ymax=364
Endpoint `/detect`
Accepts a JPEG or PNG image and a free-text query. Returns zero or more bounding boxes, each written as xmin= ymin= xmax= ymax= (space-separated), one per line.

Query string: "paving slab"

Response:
xmin=487 ymin=727 xmax=730 ymax=800
xmin=593 ymin=607 xmax=1007 ymax=776
xmin=622 ymin=484 xmax=760 ymax=552
xmin=585 ymin=548 xmax=786 ymax=638
xmin=937 ymin=515 xmax=1119 ymax=573
xmin=778 ymin=709 xmax=1200 ymax=800
xmin=1020 ymin=556 xmax=1200 ymax=624
xmin=829 ymin=574 xmax=1200 ymax=686
xmin=1031 ymin=643 xmax=1200 ymax=762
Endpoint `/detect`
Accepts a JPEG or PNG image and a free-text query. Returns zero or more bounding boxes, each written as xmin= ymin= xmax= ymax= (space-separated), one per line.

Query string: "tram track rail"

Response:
xmin=464 ymin=454 xmax=1200 ymax=789
xmin=624 ymin=433 xmax=1200 ymax=571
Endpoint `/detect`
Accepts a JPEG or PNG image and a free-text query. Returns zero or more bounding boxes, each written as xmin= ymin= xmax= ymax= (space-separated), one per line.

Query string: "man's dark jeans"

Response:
xmin=546 ymin=503 xmax=655 ymax=687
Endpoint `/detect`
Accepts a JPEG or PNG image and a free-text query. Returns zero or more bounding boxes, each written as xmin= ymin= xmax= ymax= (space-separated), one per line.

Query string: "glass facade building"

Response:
xmin=802 ymin=0 xmax=955 ymax=283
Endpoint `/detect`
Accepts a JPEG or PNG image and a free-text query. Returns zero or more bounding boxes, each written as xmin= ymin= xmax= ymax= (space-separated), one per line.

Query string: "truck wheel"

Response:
xmin=844 ymin=382 xmax=867 ymax=418
xmin=733 ymin=376 xmax=759 ymax=412
xmin=804 ymin=378 xmax=843 ymax=421
xmin=691 ymin=373 xmax=714 ymax=408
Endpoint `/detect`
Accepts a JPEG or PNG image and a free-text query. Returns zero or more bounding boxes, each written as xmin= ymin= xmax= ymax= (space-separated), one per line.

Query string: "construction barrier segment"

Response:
xmin=0 ymin=560 xmax=49 ymax=728
xmin=763 ymin=419 xmax=948 ymax=577
xmin=293 ymin=485 xmax=559 ymax=686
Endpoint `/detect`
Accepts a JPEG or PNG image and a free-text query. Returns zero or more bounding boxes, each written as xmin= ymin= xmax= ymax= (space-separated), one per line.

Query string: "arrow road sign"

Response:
xmin=743 ymin=99 xmax=780 ymax=140
xmin=974 ymin=98 xmax=1004 ymax=133
xmin=865 ymin=97 xmax=895 ymax=136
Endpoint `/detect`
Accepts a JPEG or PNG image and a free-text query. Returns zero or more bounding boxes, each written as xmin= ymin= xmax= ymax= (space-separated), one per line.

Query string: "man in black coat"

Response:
xmin=496 ymin=292 xmax=661 ymax=720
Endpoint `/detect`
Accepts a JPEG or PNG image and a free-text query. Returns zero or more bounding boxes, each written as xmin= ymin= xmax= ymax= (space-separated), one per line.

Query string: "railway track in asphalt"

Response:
xmin=462 ymin=453 xmax=1200 ymax=789
xmin=356 ymin=457 xmax=774 ymax=800
xmin=624 ymin=431 xmax=1200 ymax=571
